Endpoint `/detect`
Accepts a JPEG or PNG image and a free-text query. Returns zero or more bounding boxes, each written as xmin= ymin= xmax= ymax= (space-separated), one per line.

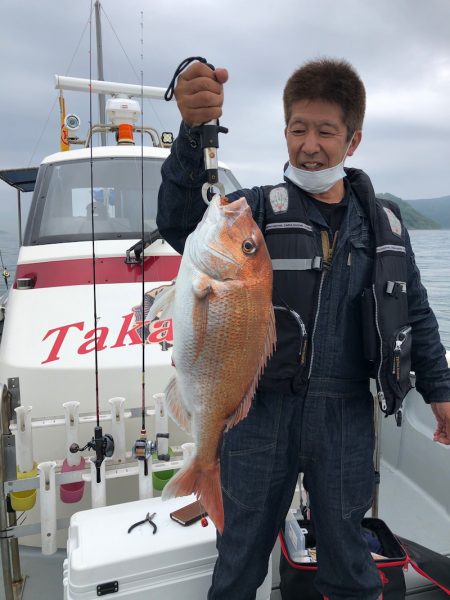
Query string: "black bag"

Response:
xmin=396 ymin=536 xmax=450 ymax=595
xmin=279 ymin=517 xmax=407 ymax=599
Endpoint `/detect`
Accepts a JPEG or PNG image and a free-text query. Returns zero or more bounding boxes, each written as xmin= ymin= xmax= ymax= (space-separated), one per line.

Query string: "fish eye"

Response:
xmin=242 ymin=239 xmax=257 ymax=255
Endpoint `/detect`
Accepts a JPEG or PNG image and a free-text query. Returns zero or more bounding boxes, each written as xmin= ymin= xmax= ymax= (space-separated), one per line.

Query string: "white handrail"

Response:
xmin=55 ymin=75 xmax=170 ymax=101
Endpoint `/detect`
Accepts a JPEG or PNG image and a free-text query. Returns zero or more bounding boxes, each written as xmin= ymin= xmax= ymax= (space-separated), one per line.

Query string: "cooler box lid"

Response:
xmin=66 ymin=495 xmax=216 ymax=591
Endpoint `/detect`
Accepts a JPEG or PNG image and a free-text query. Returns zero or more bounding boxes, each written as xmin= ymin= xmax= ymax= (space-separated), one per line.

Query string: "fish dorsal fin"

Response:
xmin=225 ymin=305 xmax=277 ymax=431
xmin=165 ymin=377 xmax=192 ymax=434
xmin=146 ymin=283 xmax=176 ymax=322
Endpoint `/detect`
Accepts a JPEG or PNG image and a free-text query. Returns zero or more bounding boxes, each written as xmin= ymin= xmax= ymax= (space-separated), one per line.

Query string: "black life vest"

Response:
xmin=259 ymin=169 xmax=412 ymax=421
xmin=260 ymin=182 xmax=323 ymax=389
xmin=348 ymin=169 xmax=411 ymax=423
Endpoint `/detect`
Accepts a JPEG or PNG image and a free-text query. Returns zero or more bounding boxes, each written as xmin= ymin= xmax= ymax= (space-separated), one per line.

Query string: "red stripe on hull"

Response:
xmin=14 ymin=256 xmax=181 ymax=289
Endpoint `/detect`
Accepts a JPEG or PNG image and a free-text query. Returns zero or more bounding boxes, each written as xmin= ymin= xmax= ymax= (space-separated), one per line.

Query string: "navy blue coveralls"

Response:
xmin=157 ymin=123 xmax=450 ymax=600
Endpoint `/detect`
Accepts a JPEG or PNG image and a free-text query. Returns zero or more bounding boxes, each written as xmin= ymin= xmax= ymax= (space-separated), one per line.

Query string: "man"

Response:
xmin=157 ymin=58 xmax=450 ymax=600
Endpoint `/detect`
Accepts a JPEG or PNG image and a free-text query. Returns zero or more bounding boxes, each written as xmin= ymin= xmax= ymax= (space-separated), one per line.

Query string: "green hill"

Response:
xmin=404 ymin=196 xmax=450 ymax=229
xmin=376 ymin=193 xmax=440 ymax=229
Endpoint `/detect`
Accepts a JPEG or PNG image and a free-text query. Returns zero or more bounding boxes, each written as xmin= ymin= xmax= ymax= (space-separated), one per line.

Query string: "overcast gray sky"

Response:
xmin=1 ymin=0 xmax=450 ymax=234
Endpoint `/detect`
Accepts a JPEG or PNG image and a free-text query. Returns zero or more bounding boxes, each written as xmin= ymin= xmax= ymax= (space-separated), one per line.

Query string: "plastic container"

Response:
xmin=151 ymin=448 xmax=174 ymax=491
xmin=60 ymin=457 xmax=86 ymax=503
xmin=284 ymin=509 xmax=309 ymax=562
xmin=10 ymin=463 xmax=38 ymax=511
xmin=64 ymin=495 xmax=272 ymax=599
xmin=152 ymin=467 xmax=174 ymax=491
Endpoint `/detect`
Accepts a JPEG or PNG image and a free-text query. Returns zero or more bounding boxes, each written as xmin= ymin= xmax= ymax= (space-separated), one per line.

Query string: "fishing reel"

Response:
xmin=132 ymin=433 xmax=156 ymax=477
xmin=70 ymin=426 xmax=114 ymax=483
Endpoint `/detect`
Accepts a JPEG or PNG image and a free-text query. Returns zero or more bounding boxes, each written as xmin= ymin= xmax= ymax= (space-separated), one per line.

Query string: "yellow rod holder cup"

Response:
xmin=10 ymin=463 xmax=38 ymax=512
xmin=10 ymin=406 xmax=38 ymax=511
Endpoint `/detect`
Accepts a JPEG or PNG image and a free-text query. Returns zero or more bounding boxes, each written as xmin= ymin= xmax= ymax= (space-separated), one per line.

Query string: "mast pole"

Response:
xmin=17 ymin=189 xmax=22 ymax=247
xmin=95 ymin=0 xmax=106 ymax=146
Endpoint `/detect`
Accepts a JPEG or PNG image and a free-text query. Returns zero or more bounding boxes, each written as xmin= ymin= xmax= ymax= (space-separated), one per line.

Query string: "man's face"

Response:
xmin=285 ymin=99 xmax=361 ymax=171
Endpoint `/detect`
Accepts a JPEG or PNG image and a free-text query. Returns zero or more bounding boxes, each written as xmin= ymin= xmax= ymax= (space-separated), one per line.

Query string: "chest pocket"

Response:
xmin=347 ymin=236 xmax=374 ymax=300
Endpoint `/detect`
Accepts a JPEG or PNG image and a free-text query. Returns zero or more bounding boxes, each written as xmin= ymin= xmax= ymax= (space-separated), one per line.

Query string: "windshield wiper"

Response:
xmin=125 ymin=228 xmax=163 ymax=264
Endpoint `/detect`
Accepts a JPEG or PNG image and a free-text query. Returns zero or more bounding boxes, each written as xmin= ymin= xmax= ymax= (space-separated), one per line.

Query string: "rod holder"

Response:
xmin=11 ymin=406 xmax=37 ymax=511
xmin=138 ymin=457 xmax=153 ymax=500
xmin=108 ymin=397 xmax=126 ymax=462
xmin=89 ymin=457 xmax=106 ymax=508
xmin=181 ymin=442 xmax=196 ymax=465
xmin=153 ymin=393 xmax=169 ymax=460
xmin=14 ymin=406 xmax=34 ymax=472
xmin=38 ymin=461 xmax=57 ymax=555
xmin=63 ymin=401 xmax=81 ymax=467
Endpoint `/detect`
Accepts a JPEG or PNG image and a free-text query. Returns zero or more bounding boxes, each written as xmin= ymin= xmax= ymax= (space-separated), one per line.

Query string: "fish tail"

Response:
xmin=162 ymin=459 xmax=224 ymax=533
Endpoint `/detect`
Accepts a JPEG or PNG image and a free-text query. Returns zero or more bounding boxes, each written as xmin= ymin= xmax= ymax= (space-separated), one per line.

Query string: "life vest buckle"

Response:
xmin=312 ymin=256 xmax=323 ymax=271
xmin=386 ymin=280 xmax=406 ymax=298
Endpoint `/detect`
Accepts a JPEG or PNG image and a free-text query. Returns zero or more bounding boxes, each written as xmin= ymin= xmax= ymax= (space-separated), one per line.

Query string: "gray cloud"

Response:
xmin=1 ymin=0 xmax=450 ymax=236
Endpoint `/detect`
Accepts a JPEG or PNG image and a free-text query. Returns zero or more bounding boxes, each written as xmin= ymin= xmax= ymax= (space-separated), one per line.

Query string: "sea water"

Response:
xmin=0 ymin=229 xmax=449 ymax=349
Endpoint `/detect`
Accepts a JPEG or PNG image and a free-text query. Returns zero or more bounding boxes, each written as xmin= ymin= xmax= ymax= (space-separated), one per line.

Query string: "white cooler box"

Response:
xmin=63 ymin=495 xmax=272 ymax=599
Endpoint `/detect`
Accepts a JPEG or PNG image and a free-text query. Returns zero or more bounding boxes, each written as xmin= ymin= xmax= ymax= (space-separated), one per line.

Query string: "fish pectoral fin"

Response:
xmin=146 ymin=283 xmax=176 ymax=322
xmin=165 ymin=377 xmax=192 ymax=434
xmin=192 ymin=274 xmax=213 ymax=361
xmin=192 ymin=274 xmax=213 ymax=300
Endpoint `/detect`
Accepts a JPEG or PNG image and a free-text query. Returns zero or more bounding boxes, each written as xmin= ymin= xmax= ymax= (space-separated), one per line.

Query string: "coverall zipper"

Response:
xmin=372 ymin=283 xmax=387 ymax=412
xmin=308 ymin=230 xmax=338 ymax=379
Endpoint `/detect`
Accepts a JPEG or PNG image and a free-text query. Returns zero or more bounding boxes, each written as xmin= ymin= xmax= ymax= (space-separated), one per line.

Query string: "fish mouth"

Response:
xmin=221 ymin=196 xmax=247 ymax=214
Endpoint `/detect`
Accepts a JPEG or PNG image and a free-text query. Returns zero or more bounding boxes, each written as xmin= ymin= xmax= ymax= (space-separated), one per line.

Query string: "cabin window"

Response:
xmin=26 ymin=157 xmax=240 ymax=245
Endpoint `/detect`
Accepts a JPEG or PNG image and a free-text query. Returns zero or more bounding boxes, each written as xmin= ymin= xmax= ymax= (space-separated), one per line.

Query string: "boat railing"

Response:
xmin=0 ymin=290 xmax=8 ymax=316
xmin=0 ymin=382 xmax=24 ymax=600
xmin=84 ymin=124 xmax=163 ymax=148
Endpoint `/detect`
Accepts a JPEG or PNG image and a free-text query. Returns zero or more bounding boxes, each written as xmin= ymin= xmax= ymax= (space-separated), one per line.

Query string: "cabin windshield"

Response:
xmin=25 ymin=157 xmax=240 ymax=245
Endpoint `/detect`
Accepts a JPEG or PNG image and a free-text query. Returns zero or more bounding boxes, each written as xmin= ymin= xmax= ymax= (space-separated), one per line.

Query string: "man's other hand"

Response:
xmin=431 ymin=401 xmax=450 ymax=445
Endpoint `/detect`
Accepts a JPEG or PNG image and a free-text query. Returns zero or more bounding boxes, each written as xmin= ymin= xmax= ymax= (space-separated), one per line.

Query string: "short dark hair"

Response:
xmin=283 ymin=58 xmax=366 ymax=138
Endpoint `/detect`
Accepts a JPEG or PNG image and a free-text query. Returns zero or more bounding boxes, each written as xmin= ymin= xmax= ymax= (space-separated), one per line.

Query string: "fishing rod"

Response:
xmin=70 ymin=1 xmax=114 ymax=482
xmin=132 ymin=11 xmax=155 ymax=475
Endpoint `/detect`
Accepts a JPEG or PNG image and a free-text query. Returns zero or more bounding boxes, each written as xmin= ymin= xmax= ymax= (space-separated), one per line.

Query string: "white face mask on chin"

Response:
xmin=285 ymin=136 xmax=354 ymax=194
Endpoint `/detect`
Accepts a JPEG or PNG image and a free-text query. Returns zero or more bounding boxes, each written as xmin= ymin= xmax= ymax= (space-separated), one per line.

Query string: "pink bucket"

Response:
xmin=60 ymin=457 xmax=86 ymax=503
